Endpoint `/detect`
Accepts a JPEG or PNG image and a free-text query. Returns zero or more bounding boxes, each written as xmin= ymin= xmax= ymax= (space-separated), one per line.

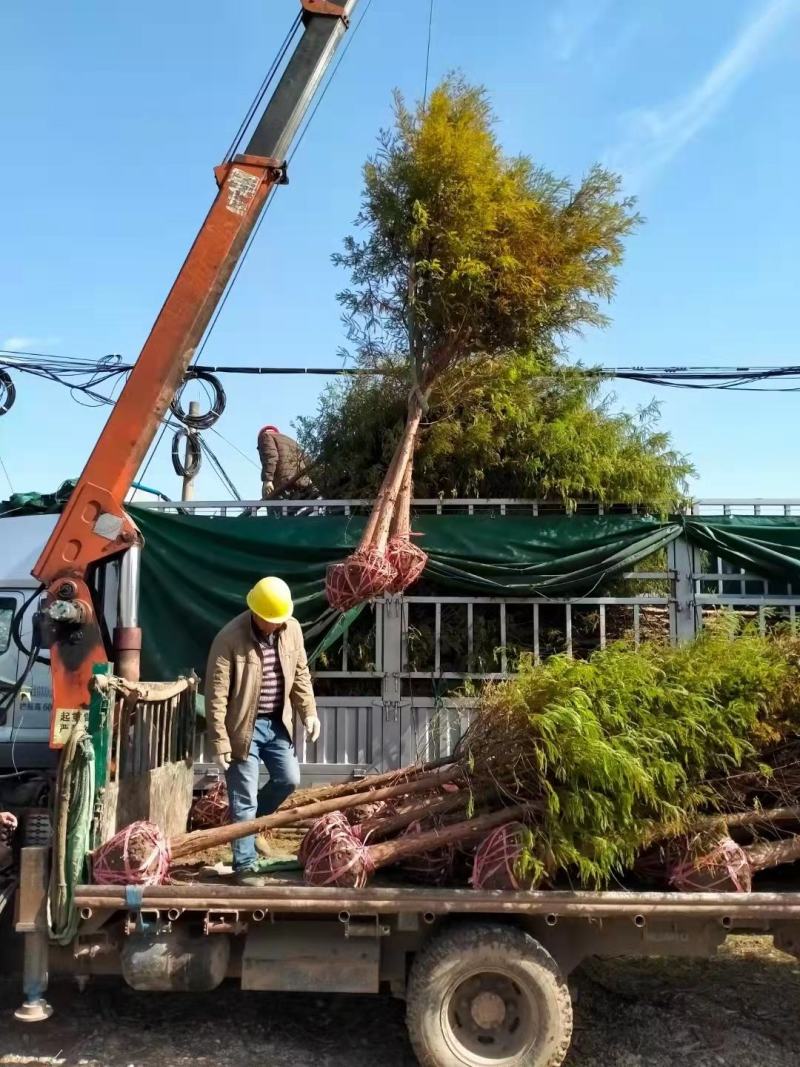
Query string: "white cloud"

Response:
xmin=549 ymin=0 xmax=615 ymax=61
xmin=607 ymin=0 xmax=799 ymax=190
xmin=2 ymin=335 xmax=60 ymax=353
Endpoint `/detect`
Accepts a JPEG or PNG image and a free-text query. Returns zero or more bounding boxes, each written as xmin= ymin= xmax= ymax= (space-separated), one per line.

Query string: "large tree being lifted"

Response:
xmin=322 ymin=77 xmax=655 ymax=609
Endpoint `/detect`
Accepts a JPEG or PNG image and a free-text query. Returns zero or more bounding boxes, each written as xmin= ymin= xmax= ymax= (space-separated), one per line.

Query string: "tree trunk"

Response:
xmin=358 ymin=791 xmax=470 ymax=841
xmin=388 ymin=455 xmax=413 ymax=540
xmin=746 ymin=834 xmax=800 ymax=873
xmin=283 ymin=758 xmax=452 ymax=809
xmin=357 ymin=392 xmax=424 ymax=553
xmin=367 ymin=803 xmax=534 ymax=869
xmin=170 ymin=766 xmax=460 ymax=860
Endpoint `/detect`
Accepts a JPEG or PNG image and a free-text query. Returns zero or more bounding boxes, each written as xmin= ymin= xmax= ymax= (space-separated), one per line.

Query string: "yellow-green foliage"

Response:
xmin=299 ymin=77 xmax=692 ymax=506
xmin=469 ymin=619 xmax=800 ymax=887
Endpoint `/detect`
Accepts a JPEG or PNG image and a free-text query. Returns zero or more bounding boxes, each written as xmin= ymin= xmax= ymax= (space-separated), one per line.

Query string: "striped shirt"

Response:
xmin=254 ymin=628 xmax=285 ymax=718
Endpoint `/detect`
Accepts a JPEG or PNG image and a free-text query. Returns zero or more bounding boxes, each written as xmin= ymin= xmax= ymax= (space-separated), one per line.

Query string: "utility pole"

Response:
xmin=182 ymin=400 xmax=201 ymax=502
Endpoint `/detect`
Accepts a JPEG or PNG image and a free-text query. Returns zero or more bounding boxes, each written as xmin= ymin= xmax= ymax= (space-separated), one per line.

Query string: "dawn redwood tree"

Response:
xmin=300 ymin=77 xmax=691 ymax=511
xmin=321 ymin=78 xmax=692 ymax=607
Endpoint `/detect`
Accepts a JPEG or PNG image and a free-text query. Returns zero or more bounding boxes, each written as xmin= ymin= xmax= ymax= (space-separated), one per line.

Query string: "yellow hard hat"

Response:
xmin=246 ymin=576 xmax=294 ymax=624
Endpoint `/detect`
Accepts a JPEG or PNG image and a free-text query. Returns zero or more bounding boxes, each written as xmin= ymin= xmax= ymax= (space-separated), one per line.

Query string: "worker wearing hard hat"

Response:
xmin=205 ymin=577 xmax=320 ymax=885
xmin=257 ymin=425 xmax=315 ymax=499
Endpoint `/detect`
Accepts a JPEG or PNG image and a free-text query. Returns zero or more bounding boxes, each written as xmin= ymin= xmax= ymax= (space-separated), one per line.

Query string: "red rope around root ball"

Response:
xmin=298 ymin=811 xmax=350 ymax=867
xmin=471 ymin=822 xmax=529 ymax=890
xmin=326 ymin=548 xmax=398 ymax=611
xmin=302 ymin=813 xmax=373 ymax=888
xmin=385 ymin=537 xmax=428 ymax=594
xmin=669 ymin=836 xmax=752 ymax=893
xmin=92 ymin=821 xmax=170 ymax=886
xmin=189 ymin=781 xmax=230 ymax=830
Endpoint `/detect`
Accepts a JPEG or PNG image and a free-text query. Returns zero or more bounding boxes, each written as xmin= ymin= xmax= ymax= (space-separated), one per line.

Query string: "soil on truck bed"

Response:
xmin=0 ymin=936 xmax=798 ymax=1066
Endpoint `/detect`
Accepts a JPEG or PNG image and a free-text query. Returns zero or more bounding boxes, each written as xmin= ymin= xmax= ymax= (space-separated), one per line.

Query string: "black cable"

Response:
xmin=199 ymin=436 xmax=242 ymax=500
xmin=0 ymin=369 xmax=16 ymax=416
xmin=223 ymin=12 xmax=302 ymax=162
xmin=171 ymin=429 xmax=202 ymax=479
xmin=423 ymin=0 xmax=435 ymax=107
xmin=0 ymin=588 xmax=45 ymax=724
xmin=170 ymin=368 xmax=227 ymax=429
xmin=287 ymin=0 xmax=375 ymax=165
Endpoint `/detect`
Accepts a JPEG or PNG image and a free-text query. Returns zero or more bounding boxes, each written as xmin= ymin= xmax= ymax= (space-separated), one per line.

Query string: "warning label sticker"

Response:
xmin=226 ymin=169 xmax=260 ymax=216
xmin=50 ymin=708 xmax=87 ymax=748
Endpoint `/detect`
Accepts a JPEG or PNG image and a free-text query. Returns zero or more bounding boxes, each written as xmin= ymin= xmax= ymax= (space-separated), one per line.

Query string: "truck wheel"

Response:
xmin=406 ymin=923 xmax=572 ymax=1067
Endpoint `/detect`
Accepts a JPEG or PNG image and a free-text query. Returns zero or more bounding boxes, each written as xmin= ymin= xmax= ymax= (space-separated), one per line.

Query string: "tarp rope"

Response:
xmin=48 ymin=724 xmax=95 ymax=944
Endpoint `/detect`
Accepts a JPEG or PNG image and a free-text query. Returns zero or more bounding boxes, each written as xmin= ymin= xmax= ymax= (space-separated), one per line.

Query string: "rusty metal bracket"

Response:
xmin=204 ymin=910 xmax=248 ymax=935
xmin=339 ymin=913 xmax=391 ymax=939
xmin=301 ymin=0 xmax=349 ymax=24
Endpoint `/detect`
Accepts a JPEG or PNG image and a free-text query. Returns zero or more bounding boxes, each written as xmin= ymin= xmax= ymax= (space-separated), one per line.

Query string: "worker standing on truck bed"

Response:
xmin=205 ymin=577 xmax=320 ymax=885
xmin=257 ymin=425 xmax=316 ymax=499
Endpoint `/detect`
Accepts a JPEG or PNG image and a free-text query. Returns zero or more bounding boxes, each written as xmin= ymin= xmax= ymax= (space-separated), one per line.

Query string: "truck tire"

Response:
xmin=406 ymin=923 xmax=572 ymax=1067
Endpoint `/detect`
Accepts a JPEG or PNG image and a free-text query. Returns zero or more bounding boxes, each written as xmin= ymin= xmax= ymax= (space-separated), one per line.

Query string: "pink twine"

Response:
xmin=471 ymin=822 xmax=527 ymax=890
xmin=190 ymin=781 xmax=230 ymax=830
xmin=385 ymin=537 xmax=428 ymax=594
xmin=298 ymin=811 xmax=350 ymax=866
xmin=326 ymin=549 xmax=398 ymax=611
xmin=669 ymin=836 xmax=752 ymax=894
xmin=302 ymin=814 xmax=374 ymax=888
xmin=92 ymin=821 xmax=171 ymax=887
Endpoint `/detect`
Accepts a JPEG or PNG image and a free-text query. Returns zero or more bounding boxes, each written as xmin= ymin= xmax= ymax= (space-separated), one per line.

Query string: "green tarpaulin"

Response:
xmin=6 ymin=486 xmax=800 ymax=681
xmin=131 ymin=508 xmax=683 ymax=680
xmin=682 ymin=516 xmax=800 ymax=583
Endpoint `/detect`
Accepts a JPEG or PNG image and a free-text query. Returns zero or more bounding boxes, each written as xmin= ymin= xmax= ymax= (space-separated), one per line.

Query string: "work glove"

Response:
xmin=214 ymin=751 xmax=232 ymax=771
xmin=262 ymin=480 xmax=275 ymax=498
xmin=305 ymin=716 xmax=321 ymax=744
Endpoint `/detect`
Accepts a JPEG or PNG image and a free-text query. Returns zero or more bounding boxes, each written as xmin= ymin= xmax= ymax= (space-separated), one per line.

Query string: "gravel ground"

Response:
xmin=0 ymin=936 xmax=798 ymax=1066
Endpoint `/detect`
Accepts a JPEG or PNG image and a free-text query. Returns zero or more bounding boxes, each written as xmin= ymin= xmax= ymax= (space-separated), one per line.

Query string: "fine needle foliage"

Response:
xmin=299 ymin=76 xmax=692 ymax=509
xmin=459 ymin=617 xmax=800 ymax=887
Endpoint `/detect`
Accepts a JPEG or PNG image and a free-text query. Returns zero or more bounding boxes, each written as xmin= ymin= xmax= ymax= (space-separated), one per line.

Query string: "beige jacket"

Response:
xmin=205 ymin=611 xmax=316 ymax=760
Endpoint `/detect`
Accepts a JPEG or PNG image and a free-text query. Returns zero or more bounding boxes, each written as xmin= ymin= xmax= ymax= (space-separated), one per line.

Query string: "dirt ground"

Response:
xmin=0 ymin=935 xmax=798 ymax=1066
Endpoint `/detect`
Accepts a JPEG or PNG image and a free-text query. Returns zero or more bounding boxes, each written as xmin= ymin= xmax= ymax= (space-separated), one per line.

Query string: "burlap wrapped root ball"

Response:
xmin=385 ymin=536 xmax=428 ymax=594
xmin=668 ymin=835 xmax=752 ymax=893
xmin=326 ymin=549 xmax=397 ymax=611
xmin=92 ymin=821 xmax=170 ymax=886
xmin=302 ymin=811 xmax=372 ymax=888
xmin=189 ymin=781 xmax=230 ymax=830
xmin=471 ymin=822 xmax=535 ymax=890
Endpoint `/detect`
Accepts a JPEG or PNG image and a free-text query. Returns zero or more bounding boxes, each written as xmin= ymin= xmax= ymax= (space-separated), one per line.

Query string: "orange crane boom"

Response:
xmin=32 ymin=0 xmax=357 ymax=745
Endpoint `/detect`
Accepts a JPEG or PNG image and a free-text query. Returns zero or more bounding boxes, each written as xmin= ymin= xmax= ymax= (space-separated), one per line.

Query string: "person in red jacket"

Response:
xmin=257 ymin=425 xmax=315 ymax=500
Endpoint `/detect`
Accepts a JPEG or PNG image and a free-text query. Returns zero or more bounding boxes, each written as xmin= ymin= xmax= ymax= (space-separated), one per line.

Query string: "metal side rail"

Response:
xmin=74 ymin=884 xmax=800 ymax=920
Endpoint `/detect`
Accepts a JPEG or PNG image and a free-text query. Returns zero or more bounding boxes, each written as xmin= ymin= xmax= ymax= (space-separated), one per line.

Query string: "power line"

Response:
xmin=423 ymin=0 xmax=435 ymax=107
xmin=0 ymin=449 xmax=14 ymax=494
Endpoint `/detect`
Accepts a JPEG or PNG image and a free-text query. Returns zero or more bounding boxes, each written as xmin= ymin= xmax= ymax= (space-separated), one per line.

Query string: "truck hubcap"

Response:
xmin=445 ymin=970 xmax=538 ymax=1062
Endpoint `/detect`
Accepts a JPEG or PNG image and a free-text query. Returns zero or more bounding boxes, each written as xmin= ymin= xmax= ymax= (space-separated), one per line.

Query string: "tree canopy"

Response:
xmin=297 ymin=77 xmax=693 ymax=507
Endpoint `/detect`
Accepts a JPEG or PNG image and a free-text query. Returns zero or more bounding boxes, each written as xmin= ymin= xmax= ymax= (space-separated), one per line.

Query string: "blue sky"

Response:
xmin=0 ymin=0 xmax=798 ymax=503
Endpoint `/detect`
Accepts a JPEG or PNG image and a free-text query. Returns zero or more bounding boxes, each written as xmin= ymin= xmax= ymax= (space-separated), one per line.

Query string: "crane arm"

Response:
xmin=32 ymin=0 xmax=357 ymax=744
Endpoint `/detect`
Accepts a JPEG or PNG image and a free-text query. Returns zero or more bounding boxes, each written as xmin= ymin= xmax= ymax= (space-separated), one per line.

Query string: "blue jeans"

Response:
xmin=225 ymin=716 xmax=301 ymax=871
